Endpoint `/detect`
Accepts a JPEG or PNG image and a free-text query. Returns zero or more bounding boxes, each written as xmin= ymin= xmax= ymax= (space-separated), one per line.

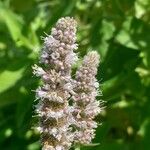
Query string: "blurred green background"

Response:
xmin=0 ymin=0 xmax=150 ymax=149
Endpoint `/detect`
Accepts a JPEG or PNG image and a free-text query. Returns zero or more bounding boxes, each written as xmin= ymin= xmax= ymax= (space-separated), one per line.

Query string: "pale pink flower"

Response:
xmin=33 ymin=17 xmax=77 ymax=150
xmin=72 ymin=51 xmax=102 ymax=145
xmin=33 ymin=17 xmax=103 ymax=149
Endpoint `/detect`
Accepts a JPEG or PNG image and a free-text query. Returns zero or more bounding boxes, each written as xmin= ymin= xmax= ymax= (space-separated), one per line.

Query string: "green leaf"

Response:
xmin=0 ymin=2 xmax=34 ymax=49
xmin=0 ymin=68 xmax=25 ymax=93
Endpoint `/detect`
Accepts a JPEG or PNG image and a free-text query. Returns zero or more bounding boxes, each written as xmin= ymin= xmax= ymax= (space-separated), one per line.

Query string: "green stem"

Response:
xmin=75 ymin=145 xmax=80 ymax=150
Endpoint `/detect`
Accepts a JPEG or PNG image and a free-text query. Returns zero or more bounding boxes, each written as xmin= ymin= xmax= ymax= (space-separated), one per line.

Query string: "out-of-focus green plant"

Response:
xmin=0 ymin=0 xmax=150 ymax=150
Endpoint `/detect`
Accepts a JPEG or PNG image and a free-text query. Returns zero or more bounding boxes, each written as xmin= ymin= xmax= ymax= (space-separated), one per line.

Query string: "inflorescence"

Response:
xmin=33 ymin=17 xmax=103 ymax=150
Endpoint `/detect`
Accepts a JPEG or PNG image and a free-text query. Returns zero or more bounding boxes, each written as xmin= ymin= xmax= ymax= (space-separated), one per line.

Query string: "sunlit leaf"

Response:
xmin=0 ymin=68 xmax=25 ymax=93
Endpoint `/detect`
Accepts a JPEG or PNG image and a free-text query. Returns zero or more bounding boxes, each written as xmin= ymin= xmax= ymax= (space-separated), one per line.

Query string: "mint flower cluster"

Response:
xmin=33 ymin=17 xmax=102 ymax=150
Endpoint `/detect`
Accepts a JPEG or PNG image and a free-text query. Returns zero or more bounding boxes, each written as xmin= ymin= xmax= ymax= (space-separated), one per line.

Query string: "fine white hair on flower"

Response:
xmin=32 ymin=64 xmax=46 ymax=77
xmin=35 ymin=88 xmax=47 ymax=99
xmin=44 ymin=35 xmax=59 ymax=48
xmin=65 ymin=52 xmax=78 ymax=66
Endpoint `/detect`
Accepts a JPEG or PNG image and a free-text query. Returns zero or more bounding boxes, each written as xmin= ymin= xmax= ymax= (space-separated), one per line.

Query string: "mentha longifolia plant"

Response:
xmin=32 ymin=17 xmax=103 ymax=150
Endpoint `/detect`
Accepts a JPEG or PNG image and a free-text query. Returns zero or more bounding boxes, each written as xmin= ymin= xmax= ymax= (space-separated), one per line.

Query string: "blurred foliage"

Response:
xmin=0 ymin=0 xmax=150 ymax=149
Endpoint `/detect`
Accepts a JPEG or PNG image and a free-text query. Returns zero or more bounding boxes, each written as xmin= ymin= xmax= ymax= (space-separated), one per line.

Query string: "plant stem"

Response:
xmin=75 ymin=145 xmax=80 ymax=150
